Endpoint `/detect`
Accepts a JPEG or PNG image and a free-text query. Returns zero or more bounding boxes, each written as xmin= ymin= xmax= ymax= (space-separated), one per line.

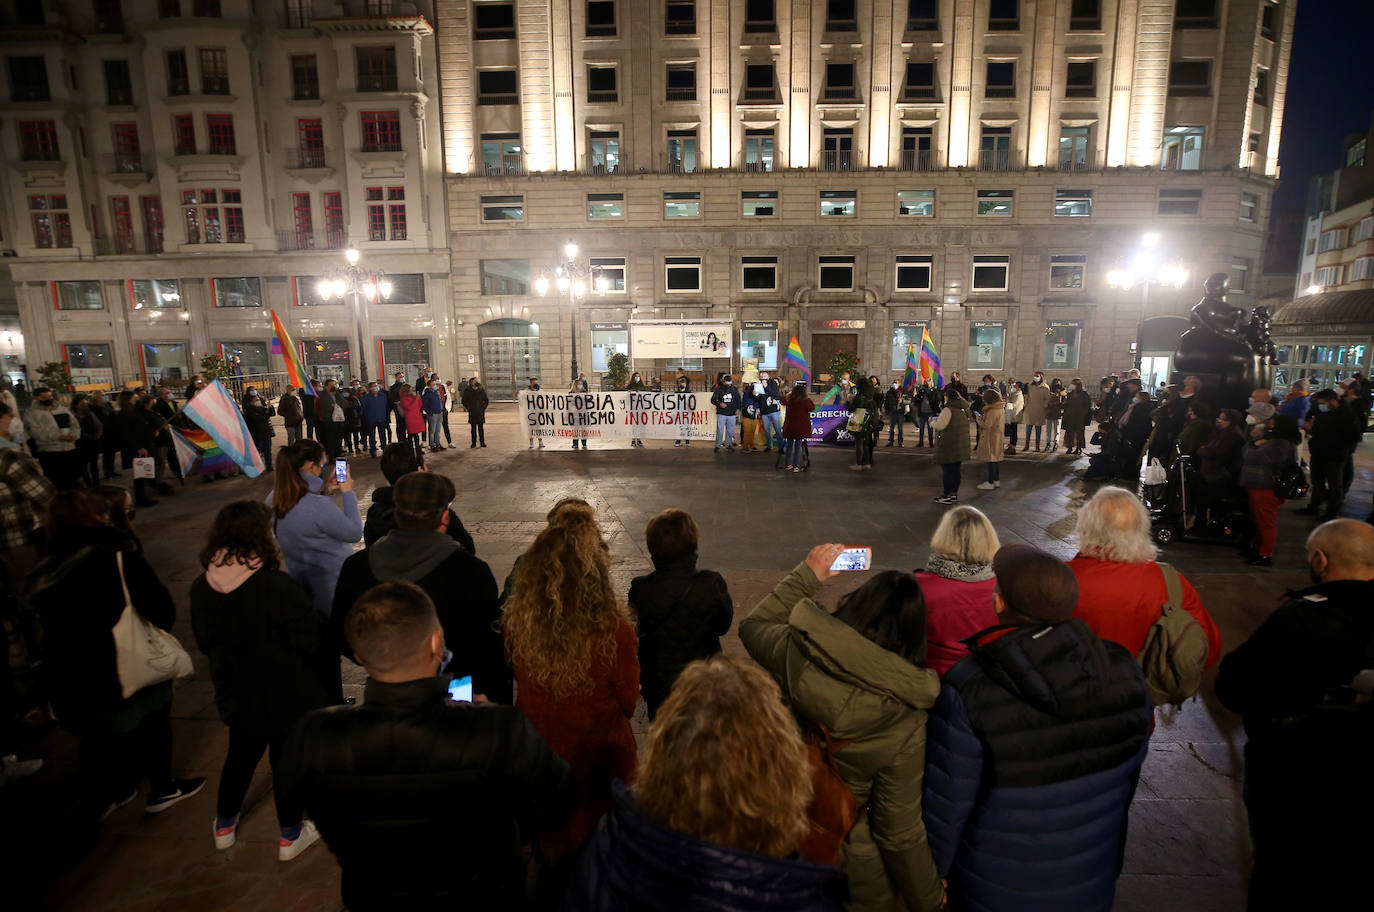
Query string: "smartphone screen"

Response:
xmin=334 ymin=459 xmax=348 ymax=484
xmin=448 ymin=675 xmax=473 ymax=703
xmin=830 ymin=547 xmax=872 ymax=572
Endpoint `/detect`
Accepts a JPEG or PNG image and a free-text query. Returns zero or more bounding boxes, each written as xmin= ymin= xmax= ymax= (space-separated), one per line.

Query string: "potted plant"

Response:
xmin=36 ymin=361 xmax=74 ymax=398
xmin=606 ymin=352 xmax=630 ymax=390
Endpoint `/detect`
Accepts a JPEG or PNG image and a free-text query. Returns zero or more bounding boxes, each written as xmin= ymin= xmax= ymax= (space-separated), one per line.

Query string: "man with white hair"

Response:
xmin=1068 ymin=486 xmax=1222 ymax=665
xmin=1214 ymin=519 xmax=1374 ymax=909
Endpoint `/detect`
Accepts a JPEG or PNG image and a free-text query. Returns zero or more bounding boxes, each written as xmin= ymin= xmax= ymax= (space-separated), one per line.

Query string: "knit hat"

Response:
xmin=1246 ymin=401 xmax=1276 ymax=422
xmin=991 ymin=543 xmax=1079 ymax=624
xmin=392 ymin=471 xmax=457 ymax=530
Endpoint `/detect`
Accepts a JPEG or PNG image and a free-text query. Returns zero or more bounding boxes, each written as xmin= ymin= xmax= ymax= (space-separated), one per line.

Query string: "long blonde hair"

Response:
xmin=502 ymin=503 xmax=630 ymax=696
xmin=635 ymin=656 xmax=812 ymax=858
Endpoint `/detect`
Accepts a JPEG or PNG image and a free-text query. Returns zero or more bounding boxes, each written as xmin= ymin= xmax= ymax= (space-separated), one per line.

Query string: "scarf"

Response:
xmin=926 ymin=553 xmax=995 ymax=583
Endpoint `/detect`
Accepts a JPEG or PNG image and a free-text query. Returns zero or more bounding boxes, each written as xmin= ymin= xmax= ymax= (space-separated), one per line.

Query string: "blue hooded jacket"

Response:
xmin=421 ymin=387 xmax=444 ymax=416
xmin=360 ymin=390 xmax=390 ymax=425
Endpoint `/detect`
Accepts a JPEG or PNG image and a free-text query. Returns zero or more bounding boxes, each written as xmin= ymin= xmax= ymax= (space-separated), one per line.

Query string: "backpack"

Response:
xmin=1273 ymin=461 xmax=1309 ymax=500
xmin=1137 ymin=563 xmax=1210 ymax=709
xmin=797 ymin=722 xmax=858 ymax=867
xmin=846 ymin=407 xmax=869 ymax=433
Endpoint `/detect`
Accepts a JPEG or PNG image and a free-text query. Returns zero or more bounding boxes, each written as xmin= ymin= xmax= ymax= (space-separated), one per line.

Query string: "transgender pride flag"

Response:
xmin=181 ymin=379 xmax=266 ymax=477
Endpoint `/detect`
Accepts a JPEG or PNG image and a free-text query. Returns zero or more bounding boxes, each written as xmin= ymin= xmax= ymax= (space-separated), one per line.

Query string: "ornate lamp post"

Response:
xmin=1106 ymin=233 xmax=1189 ymax=372
xmin=534 ymin=241 xmax=606 ymax=380
xmin=316 ymin=247 xmax=391 ymax=381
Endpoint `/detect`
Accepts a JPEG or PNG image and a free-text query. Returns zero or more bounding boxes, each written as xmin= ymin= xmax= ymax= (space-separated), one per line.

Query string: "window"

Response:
xmin=63 ymin=344 xmax=115 ymax=387
xmin=138 ymin=343 xmax=190 ymax=384
xmin=1059 ymin=126 xmax=1090 ymax=169
xmin=212 ymin=277 xmax=262 ymax=308
xmin=480 ymin=194 xmax=524 ymax=221
xmin=740 ymin=323 xmax=779 ymax=368
xmin=743 ymin=64 xmax=777 ymax=102
xmin=1253 ymin=67 xmax=1269 ymax=106
xmin=7 ymin=56 xmax=50 ymax=101
xmin=1318 ymin=228 xmax=1347 ymax=252
xmin=217 ymin=342 xmax=268 ymax=375
xmin=1158 ymin=188 xmax=1203 ymax=216
xmin=744 ymin=129 xmax=774 ymax=170
xmin=112 ymin=122 xmax=141 ymax=170
xmin=193 ymin=0 xmax=222 ymax=14
xmin=1055 ymin=188 xmax=1092 ymax=217
xmin=1045 ymin=322 xmax=1082 ymax=368
xmin=357 ymin=46 xmax=398 ymax=91
xmin=199 ymin=48 xmax=228 ymax=94
xmin=130 ymin=279 xmax=182 ymax=309
xmin=1352 ymin=257 xmax=1374 ymax=282
xmin=742 ymin=190 xmax=777 ymax=217
xmin=897 ymin=189 xmax=935 ymax=217
xmin=586 ymin=0 xmax=616 ymax=36
xmin=822 ymin=128 xmax=853 ymax=171
xmin=54 ymin=281 xmax=103 ymax=310
xmin=903 ymin=62 xmax=936 ymax=100
xmin=1174 ymin=0 xmax=1217 ymax=29
xmin=296 ymin=118 xmax=325 ymax=168
xmin=110 ymin=197 xmax=135 ymax=253
xmin=820 ymin=190 xmax=856 ymax=217
xmin=895 ymin=255 xmax=933 ymax=291
xmin=291 ymin=192 xmax=313 ymax=248
xmin=166 ymin=49 xmax=189 ymax=96
xmin=977 ymin=189 xmax=1013 ymax=216
xmin=1261 ymin=3 xmax=1275 ymax=39
xmin=665 ymin=256 xmax=702 ymax=292
xmin=826 ymin=0 xmax=856 ymax=31
xmin=103 ymin=60 xmax=133 ymax=105
xmin=18 ymin=120 xmax=60 ymax=161
xmin=972 ymin=255 xmax=1011 ymax=291
xmin=902 ymin=126 xmax=933 ymax=170
xmin=587 ymin=192 xmax=624 ymax=219
xmin=1314 ymin=266 xmax=1342 ymax=287
xmin=666 ymin=63 xmax=695 ymax=101
xmin=988 ymin=0 xmax=1019 ymax=29
xmin=142 ymin=196 xmax=164 ymax=253
xmin=1168 ymin=60 xmax=1211 ymax=96
xmin=361 ymin=110 xmax=402 ymax=151
xmin=1356 ymin=217 xmax=1374 ymax=242
xmin=477 ymin=69 xmax=518 ymax=105
xmin=1231 ymin=258 xmax=1251 ymax=293
xmin=473 ymin=2 xmax=516 ymax=39
xmin=741 ymin=255 xmax=778 ymax=291
xmin=1049 ymin=255 xmax=1086 ymax=289
xmin=985 ymin=61 xmax=1015 ymax=97
xmin=481 ymin=133 xmax=522 ymax=175
xmin=29 ymin=195 xmax=72 ymax=248
xmin=907 ymin=0 xmax=937 ymax=30
xmin=1240 ymin=192 xmax=1258 ymax=222
xmin=745 ymin=0 xmax=775 ymax=32
xmin=386 ymin=274 xmax=424 ymax=304
xmin=285 ymin=0 xmax=311 ymax=27
xmin=823 ymin=62 xmax=856 ymax=101
xmin=664 ymin=191 xmax=700 ymax=218
xmin=1161 ymin=126 xmax=1204 ymax=170
xmin=291 ymin=54 xmax=319 ymax=99
xmin=181 ymin=188 xmax=243 ymax=243
xmin=590 ymin=256 xmax=626 ymax=292
xmin=479 ymin=259 xmax=530 ymax=295
xmin=1065 ymin=60 xmax=1095 ymax=98
xmin=322 ymin=192 xmax=343 ymax=247
xmin=172 ymin=113 xmax=196 ymax=155
xmin=818 ymin=255 xmax=855 ymax=291
xmin=665 ymin=1 xmax=695 ymax=34
xmin=591 ymin=326 xmax=629 ymax=371
xmin=362 ymin=186 xmax=406 ymax=239
xmin=967 ymin=323 xmax=1006 ymax=369
xmin=292 ymin=276 xmax=331 ymax=307
xmin=206 ymin=113 xmax=235 ymax=154
xmin=1070 ymin=0 xmax=1100 ymax=29
xmin=667 ymin=129 xmax=698 ymax=172
xmin=590 ymin=131 xmax=620 ymax=172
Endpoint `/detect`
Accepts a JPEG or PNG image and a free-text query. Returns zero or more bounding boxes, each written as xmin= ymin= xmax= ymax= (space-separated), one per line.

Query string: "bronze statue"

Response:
xmin=1173 ymin=273 xmax=1273 ymax=411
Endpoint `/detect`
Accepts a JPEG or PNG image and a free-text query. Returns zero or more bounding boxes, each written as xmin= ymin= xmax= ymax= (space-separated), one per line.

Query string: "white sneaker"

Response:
xmin=994 ymin=481 xmax=1001 ymax=488
xmin=279 ymin=819 xmax=321 ymax=862
xmin=977 ymin=481 xmax=996 ymax=490
xmin=213 ymin=815 xmax=238 ymax=850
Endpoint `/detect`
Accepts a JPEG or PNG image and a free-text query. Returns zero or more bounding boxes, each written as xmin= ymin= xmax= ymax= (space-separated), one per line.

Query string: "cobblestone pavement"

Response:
xmin=7 ymin=408 xmax=1366 ymax=911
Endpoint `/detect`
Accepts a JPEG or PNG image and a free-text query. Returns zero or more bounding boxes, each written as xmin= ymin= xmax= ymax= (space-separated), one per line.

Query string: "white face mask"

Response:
xmin=892 ymin=383 xmax=899 ymax=389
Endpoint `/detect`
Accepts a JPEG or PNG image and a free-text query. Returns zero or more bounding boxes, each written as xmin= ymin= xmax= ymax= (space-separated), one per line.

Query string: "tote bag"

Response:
xmin=111 ymin=551 xmax=194 ymax=699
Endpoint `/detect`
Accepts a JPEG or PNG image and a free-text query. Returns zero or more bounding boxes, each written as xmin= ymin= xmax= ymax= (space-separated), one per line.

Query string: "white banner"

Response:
xmin=631 ymin=324 xmax=685 ymax=359
xmin=519 ymin=390 xmax=717 ymax=440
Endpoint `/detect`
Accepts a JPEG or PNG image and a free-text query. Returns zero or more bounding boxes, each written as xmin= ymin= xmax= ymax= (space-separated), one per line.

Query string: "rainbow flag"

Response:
xmin=783 ymin=335 xmax=810 ymax=382
xmin=919 ymin=326 xmax=944 ymax=387
xmin=270 ymin=309 xmax=315 ymax=396
xmin=902 ymin=343 xmax=921 ymax=392
xmin=169 ymin=425 xmax=239 ymax=477
xmin=181 ymin=379 xmax=266 ymax=477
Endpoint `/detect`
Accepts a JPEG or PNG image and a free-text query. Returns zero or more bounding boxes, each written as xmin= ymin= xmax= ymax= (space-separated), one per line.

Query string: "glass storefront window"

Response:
xmin=380 ymin=338 xmax=432 ymax=383
xmin=213 ymin=277 xmax=262 ymax=308
xmin=141 ymin=342 xmax=189 ymax=384
xmin=64 ymin=343 xmax=114 ymax=387
xmin=1312 ymin=344 xmax=1330 ymax=365
xmin=967 ymin=323 xmax=1005 ymax=371
xmin=220 ymin=341 xmax=269 ymax=374
xmin=131 ymin=279 xmax=182 ymax=309
xmin=300 ymin=338 xmax=351 ymax=382
xmin=55 ymin=281 xmax=103 ymax=310
xmin=591 ymin=326 xmax=629 ymax=372
xmin=1296 ymin=345 xmax=1310 ymax=364
xmin=891 ymin=323 xmax=926 ymax=371
xmin=1276 ymin=345 xmax=1291 ymax=365
xmin=1044 ymin=322 xmax=1082 ymax=370
xmin=739 ymin=324 xmax=778 ymax=369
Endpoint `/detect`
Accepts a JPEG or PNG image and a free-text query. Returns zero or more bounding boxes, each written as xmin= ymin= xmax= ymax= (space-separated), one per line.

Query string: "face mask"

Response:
xmin=1246 ymin=415 xmax=1257 ymax=425
xmin=369 ymin=386 xmax=378 ymax=393
xmin=892 ymin=383 xmax=899 ymax=389
xmin=37 ymin=398 xmax=53 ymax=407
xmin=1318 ymin=403 xmax=1332 ymax=413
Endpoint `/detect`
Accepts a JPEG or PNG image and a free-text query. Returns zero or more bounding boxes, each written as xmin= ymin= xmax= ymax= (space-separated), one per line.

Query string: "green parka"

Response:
xmin=740 ymin=563 xmax=945 ymax=912
xmin=933 ymin=395 xmax=972 ymax=464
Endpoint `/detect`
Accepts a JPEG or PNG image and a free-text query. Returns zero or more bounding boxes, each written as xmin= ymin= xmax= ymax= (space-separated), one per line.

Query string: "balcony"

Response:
xmin=821 ymin=150 xmax=861 ymax=172
xmin=665 ymin=156 xmax=699 ymax=174
xmin=740 ymin=160 xmax=774 ymax=173
xmin=899 ymin=149 xmax=934 ymax=172
xmin=359 ymin=139 xmax=403 ymax=154
xmin=357 ymin=73 xmax=399 ymax=92
xmin=284 ymin=8 xmax=311 ymax=28
xmin=1058 ymin=155 xmax=1094 ymax=172
xmin=665 ymin=87 xmax=696 ymax=102
xmin=94 ymin=236 xmax=140 ymax=256
xmin=586 ymin=162 xmax=620 ymax=175
xmin=482 ymin=159 xmax=524 ymax=176
xmin=741 ymin=87 xmax=780 ymax=103
xmin=286 ymin=147 xmax=329 ymax=170
xmin=103 ymin=153 xmax=153 ymax=184
xmin=979 ymin=150 xmax=1012 ymax=171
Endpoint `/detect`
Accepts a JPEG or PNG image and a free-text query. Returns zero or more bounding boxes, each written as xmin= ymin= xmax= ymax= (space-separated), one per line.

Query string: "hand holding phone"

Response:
xmin=448 ymin=675 xmax=473 ymax=703
xmin=830 ymin=547 xmax=872 ymax=572
xmin=334 ymin=458 xmax=349 ymax=484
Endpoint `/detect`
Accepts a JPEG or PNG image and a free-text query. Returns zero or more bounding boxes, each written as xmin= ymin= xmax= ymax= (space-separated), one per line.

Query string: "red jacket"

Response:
xmin=782 ymin=398 xmax=815 ymax=439
xmin=398 ymin=393 xmax=425 ymax=435
xmin=1068 ymin=554 xmax=1222 ymax=668
xmin=915 ymin=570 xmax=999 ymax=677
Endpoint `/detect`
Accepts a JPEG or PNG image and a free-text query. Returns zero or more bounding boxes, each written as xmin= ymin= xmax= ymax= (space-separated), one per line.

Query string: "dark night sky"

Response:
xmin=1272 ymin=0 xmax=1374 ymax=211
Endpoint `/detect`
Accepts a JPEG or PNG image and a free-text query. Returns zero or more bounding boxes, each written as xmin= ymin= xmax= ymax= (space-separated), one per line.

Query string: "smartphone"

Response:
xmin=334 ymin=458 xmax=348 ymax=484
xmin=448 ymin=675 xmax=473 ymax=703
xmin=830 ymin=547 xmax=872 ymax=572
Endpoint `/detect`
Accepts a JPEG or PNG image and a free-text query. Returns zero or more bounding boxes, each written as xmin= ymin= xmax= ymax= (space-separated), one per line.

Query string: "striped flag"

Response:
xmin=902 ymin=343 xmax=921 ymax=392
xmin=181 ymin=379 xmax=266 ymax=478
xmin=270 ymin=309 xmax=316 ymax=396
xmin=783 ymin=335 xmax=810 ymax=382
xmin=170 ymin=425 xmax=239 ymax=477
xmin=919 ymin=326 xmax=944 ymax=387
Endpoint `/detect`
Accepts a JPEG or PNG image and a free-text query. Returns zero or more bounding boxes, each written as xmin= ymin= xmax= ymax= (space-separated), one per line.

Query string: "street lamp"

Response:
xmin=316 ymin=247 xmax=392 ymax=381
xmin=534 ymin=241 xmax=603 ymax=380
xmin=1107 ymin=233 xmax=1189 ymax=372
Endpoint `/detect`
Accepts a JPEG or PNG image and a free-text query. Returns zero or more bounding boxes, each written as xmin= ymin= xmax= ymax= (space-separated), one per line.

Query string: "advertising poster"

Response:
xmin=684 ymin=324 xmax=732 ymax=357
xmin=631 ymin=324 xmax=685 ymax=360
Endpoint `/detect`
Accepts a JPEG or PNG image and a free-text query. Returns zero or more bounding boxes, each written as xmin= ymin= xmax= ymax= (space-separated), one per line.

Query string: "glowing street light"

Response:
xmin=1107 ymin=233 xmax=1190 ymax=371
xmin=317 ymin=249 xmax=392 ymax=380
xmin=534 ymin=241 xmax=604 ymax=380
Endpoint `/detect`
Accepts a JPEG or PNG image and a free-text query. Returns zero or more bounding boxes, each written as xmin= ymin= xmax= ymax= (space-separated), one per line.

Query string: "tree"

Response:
xmin=826 ymin=351 xmax=861 ymax=383
xmin=606 ymin=352 xmax=630 ymax=389
xmin=36 ymin=361 xmax=73 ymax=396
xmin=199 ymin=353 xmax=234 ymax=384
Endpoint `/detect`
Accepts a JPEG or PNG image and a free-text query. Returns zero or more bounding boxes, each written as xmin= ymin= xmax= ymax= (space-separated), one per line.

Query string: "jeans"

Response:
xmin=1006 ymin=423 xmax=1019 ymax=447
xmin=855 ymin=432 xmax=874 ymax=466
xmin=988 ymin=461 xmax=1001 ymax=483
xmin=917 ymin=414 xmax=933 ymax=444
xmin=941 ymin=462 xmax=961 ymax=496
xmin=785 ymin=438 xmax=806 ymax=465
xmin=715 ymin=414 xmax=737 ymax=448
xmin=216 ymin=728 xmax=300 ymax=828
xmin=364 ymin=421 xmax=389 ymax=452
xmin=1046 ymin=418 xmax=1061 ymax=447
xmin=1309 ymin=456 xmax=1347 ymax=516
xmin=470 ymin=422 xmax=486 ymax=446
xmin=760 ymin=412 xmax=783 ymax=449
xmin=285 ymin=425 xmax=302 ymax=445
xmin=426 ymin=413 xmax=443 ymax=448
xmin=887 ymin=410 xmax=904 ymax=444
xmin=441 ymin=410 xmax=452 ymax=445
xmin=1029 ymin=425 xmax=1042 ymax=446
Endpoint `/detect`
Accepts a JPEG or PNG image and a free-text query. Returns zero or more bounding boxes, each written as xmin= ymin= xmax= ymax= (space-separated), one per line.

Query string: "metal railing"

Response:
xmin=740 ymin=160 xmax=774 ymax=172
xmin=665 ymin=87 xmax=696 ymax=101
xmin=1058 ymin=156 xmax=1094 ymax=171
xmin=979 ymin=150 xmax=1012 ymax=171
xmin=105 ymin=152 xmax=150 ymax=174
xmin=277 ymin=228 xmax=346 ymax=251
xmin=899 ymin=149 xmax=934 ymax=171
xmin=94 ymin=236 xmax=139 ymax=256
xmin=821 ymin=150 xmax=861 ymax=171
xmin=482 ymin=159 xmax=524 ymax=176
xmin=286 ymin=147 xmax=328 ymax=169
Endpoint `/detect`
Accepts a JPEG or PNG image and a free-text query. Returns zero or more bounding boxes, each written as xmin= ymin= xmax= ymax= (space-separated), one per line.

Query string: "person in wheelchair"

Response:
xmin=1085 ymin=388 xmax=1154 ymax=482
xmin=1185 ymin=408 xmax=1248 ymax=529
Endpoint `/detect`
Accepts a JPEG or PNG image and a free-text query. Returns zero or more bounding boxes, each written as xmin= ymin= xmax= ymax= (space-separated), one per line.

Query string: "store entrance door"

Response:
xmin=809 ymin=333 xmax=859 ymax=383
xmin=478 ymin=319 xmax=541 ymax=400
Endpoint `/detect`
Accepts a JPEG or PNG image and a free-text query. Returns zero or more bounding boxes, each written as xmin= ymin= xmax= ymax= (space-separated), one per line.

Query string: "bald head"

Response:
xmin=1307 ymin=519 xmax=1374 ymax=582
xmin=1076 ymin=486 xmax=1157 ymax=564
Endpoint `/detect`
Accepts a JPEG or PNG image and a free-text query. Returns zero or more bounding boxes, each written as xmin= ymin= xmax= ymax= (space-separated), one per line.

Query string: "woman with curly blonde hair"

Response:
xmin=564 ymin=655 xmax=847 ymax=911
xmin=502 ymin=501 xmax=639 ymax=872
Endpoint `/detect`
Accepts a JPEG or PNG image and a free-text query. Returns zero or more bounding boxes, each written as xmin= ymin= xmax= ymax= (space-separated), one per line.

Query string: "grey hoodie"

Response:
xmin=368 ymin=528 xmax=459 ymax=582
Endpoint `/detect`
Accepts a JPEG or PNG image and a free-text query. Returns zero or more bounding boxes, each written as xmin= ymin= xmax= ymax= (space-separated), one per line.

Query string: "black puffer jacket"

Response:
xmin=363 ymin=485 xmax=475 ymax=553
xmin=278 ymin=677 xmax=577 ymax=912
xmin=627 ymin=554 xmax=733 ymax=715
xmin=1307 ymin=401 xmax=1364 ymax=460
xmin=563 ymin=780 xmax=849 ymax=912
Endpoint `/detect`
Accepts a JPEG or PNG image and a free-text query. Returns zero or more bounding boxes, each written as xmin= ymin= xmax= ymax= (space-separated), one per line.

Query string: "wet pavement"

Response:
xmin=6 ymin=408 xmax=1367 ymax=911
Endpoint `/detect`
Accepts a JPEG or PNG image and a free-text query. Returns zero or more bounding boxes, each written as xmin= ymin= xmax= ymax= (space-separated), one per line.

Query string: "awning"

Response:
xmin=1271 ymin=289 xmax=1374 ymax=330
